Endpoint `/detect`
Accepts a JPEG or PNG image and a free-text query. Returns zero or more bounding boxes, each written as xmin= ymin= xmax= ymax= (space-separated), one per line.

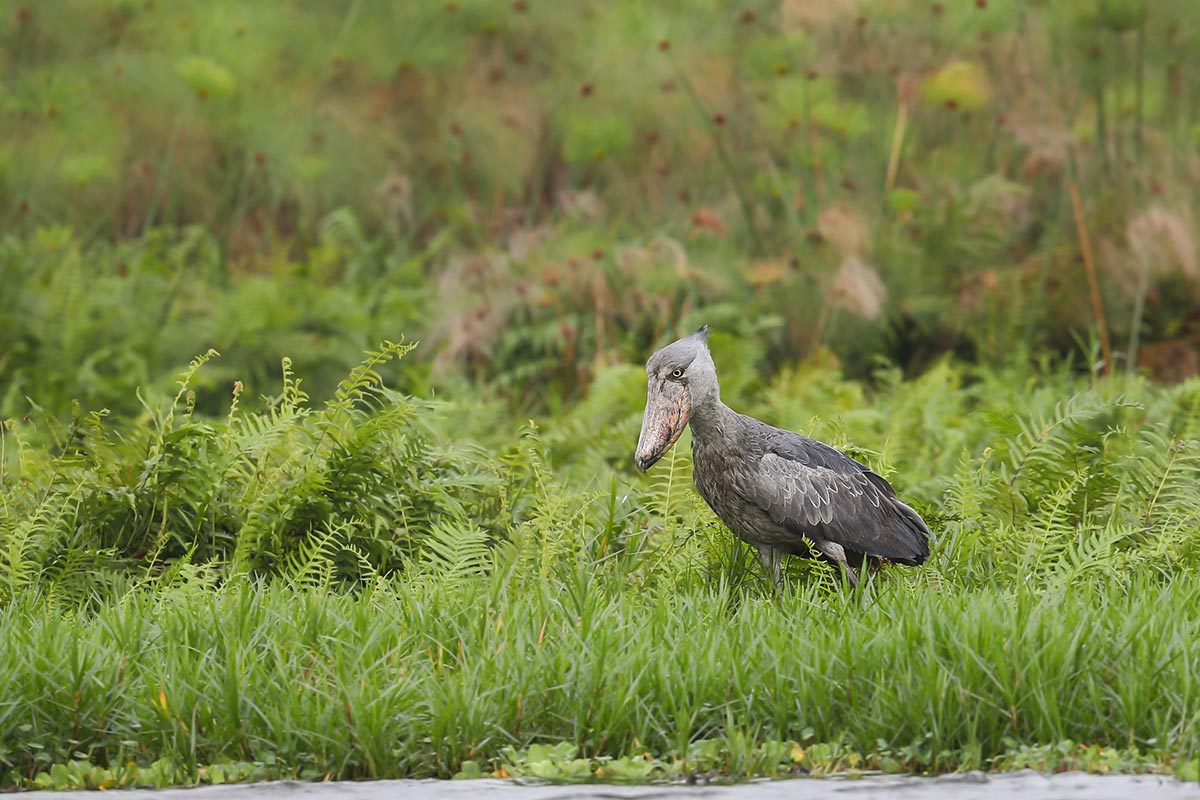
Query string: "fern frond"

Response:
xmin=281 ymin=357 xmax=309 ymax=412
xmin=161 ymin=349 xmax=220 ymax=435
xmin=991 ymin=392 xmax=1137 ymax=518
xmin=280 ymin=524 xmax=348 ymax=591
xmin=328 ymin=340 xmax=417 ymax=414
xmin=421 ymin=520 xmax=492 ymax=587
xmin=1016 ymin=467 xmax=1092 ymax=581
xmin=1122 ymin=426 xmax=1200 ymax=527
xmin=1048 ymin=516 xmax=1130 ymax=592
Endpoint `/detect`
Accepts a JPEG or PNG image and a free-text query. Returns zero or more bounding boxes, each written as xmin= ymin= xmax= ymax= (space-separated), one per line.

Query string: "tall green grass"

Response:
xmin=2 ymin=566 xmax=1199 ymax=786
xmin=3 ymin=348 xmax=1200 ymax=787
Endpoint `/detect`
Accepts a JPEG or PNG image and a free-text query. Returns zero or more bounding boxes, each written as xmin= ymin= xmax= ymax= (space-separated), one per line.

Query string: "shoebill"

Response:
xmin=634 ymin=325 xmax=932 ymax=585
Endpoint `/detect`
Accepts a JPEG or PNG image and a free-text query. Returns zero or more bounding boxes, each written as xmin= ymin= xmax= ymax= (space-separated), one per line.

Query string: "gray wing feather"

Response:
xmin=738 ymin=438 xmax=931 ymax=565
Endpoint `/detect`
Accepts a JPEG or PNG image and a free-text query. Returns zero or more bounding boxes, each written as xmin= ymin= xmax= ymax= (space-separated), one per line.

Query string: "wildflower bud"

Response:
xmin=657 ymin=39 xmax=670 ymax=51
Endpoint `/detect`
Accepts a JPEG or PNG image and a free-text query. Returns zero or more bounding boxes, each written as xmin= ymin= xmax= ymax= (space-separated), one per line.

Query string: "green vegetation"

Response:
xmin=4 ymin=349 xmax=1200 ymax=788
xmin=5 ymin=0 xmax=1200 ymax=412
xmin=4 ymin=0 xmax=1200 ymax=791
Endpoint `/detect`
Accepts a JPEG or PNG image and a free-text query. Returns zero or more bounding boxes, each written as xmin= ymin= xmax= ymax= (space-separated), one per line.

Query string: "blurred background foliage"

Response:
xmin=2 ymin=0 xmax=1200 ymax=418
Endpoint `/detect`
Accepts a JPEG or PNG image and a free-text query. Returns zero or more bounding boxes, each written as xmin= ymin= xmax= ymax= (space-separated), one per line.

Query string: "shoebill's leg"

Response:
xmin=754 ymin=545 xmax=783 ymax=586
xmin=814 ymin=540 xmax=858 ymax=588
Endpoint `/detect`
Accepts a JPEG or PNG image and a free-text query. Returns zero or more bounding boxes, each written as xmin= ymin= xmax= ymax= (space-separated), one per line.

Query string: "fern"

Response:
xmin=1014 ymin=468 xmax=1092 ymax=584
xmin=159 ymin=349 xmax=221 ymax=439
xmin=420 ymin=520 xmax=492 ymax=588
xmin=938 ymin=450 xmax=992 ymax=579
xmin=0 ymin=488 xmax=82 ymax=605
xmin=279 ymin=523 xmax=347 ymax=591
xmin=9 ymin=330 xmax=1200 ymax=609
xmin=1122 ymin=426 xmax=1200 ymax=528
xmin=988 ymin=392 xmax=1136 ymax=522
xmin=328 ymin=341 xmax=417 ymax=413
xmin=228 ymin=343 xmax=505 ymax=581
xmin=1048 ymin=515 xmax=1131 ymax=592
xmin=648 ymin=434 xmax=691 ymax=523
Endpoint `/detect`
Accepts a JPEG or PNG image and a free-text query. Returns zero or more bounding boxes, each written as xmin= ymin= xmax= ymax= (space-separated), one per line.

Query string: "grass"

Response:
xmin=2 ymin=566 xmax=1199 ymax=787
xmin=3 ymin=348 xmax=1200 ymax=789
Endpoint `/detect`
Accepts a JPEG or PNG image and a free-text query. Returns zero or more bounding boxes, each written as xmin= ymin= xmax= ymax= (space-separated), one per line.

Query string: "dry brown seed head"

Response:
xmin=831 ymin=256 xmax=887 ymax=320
